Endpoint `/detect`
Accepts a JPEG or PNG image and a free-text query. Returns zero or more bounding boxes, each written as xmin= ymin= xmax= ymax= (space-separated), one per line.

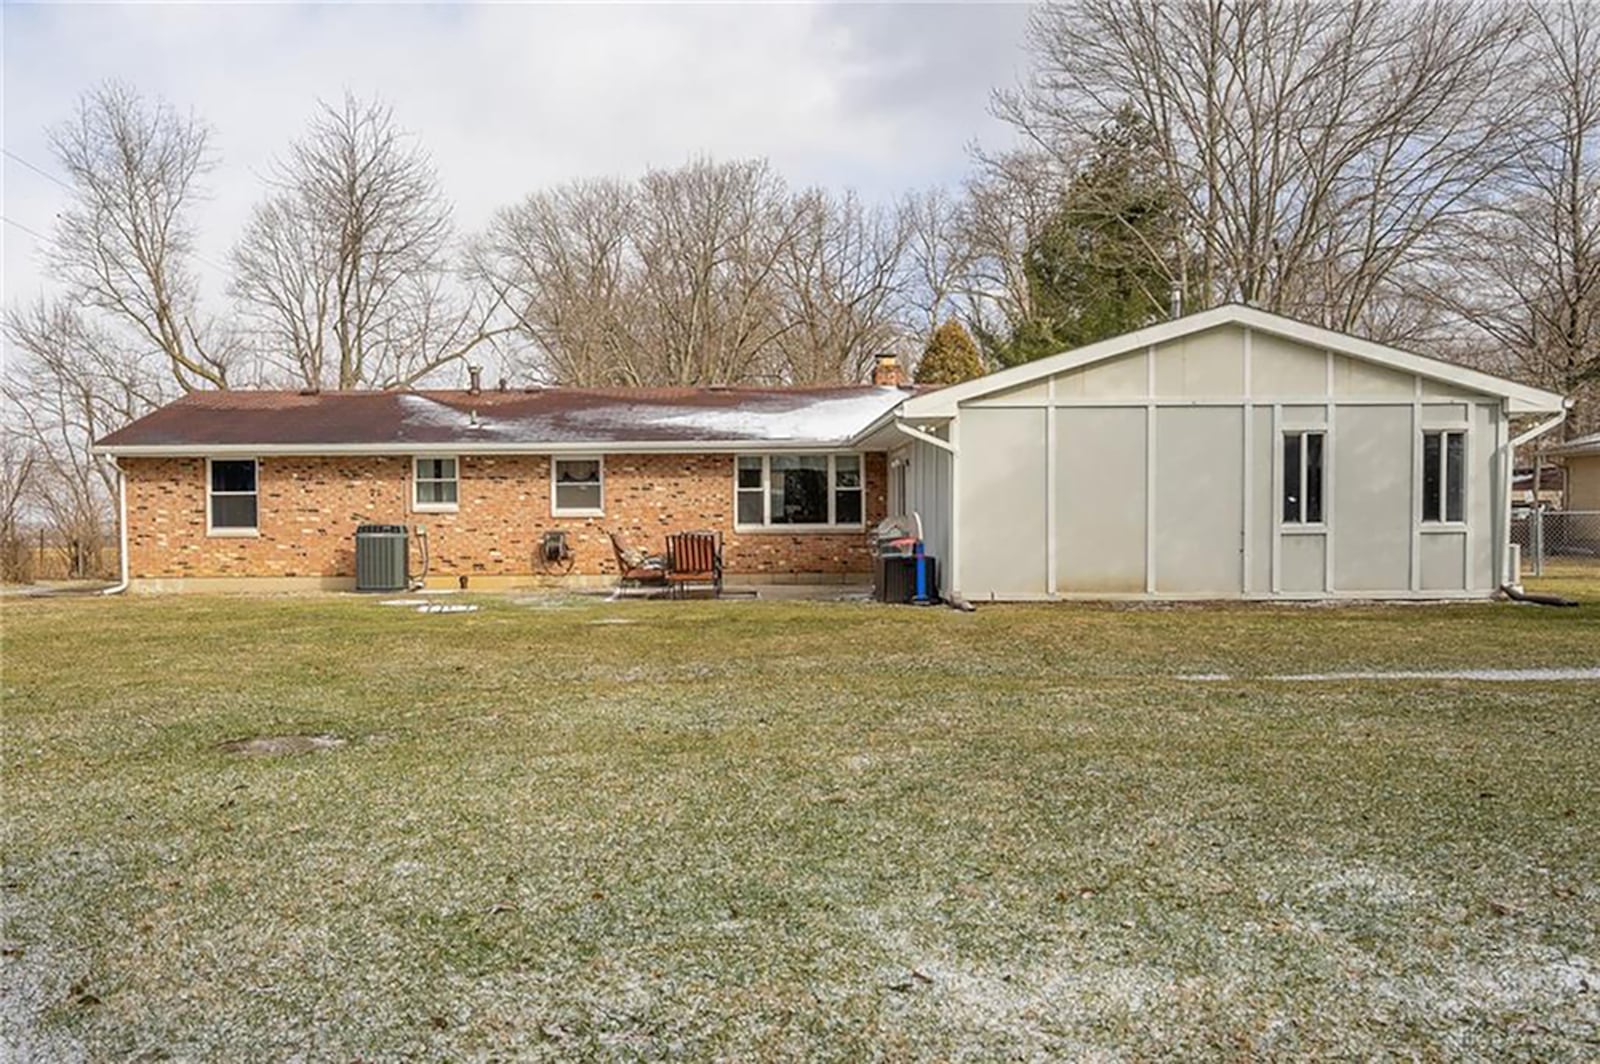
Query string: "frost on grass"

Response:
xmin=217 ymin=735 xmax=345 ymax=756
xmin=1180 ymin=667 xmax=1600 ymax=682
xmin=6 ymin=591 xmax=1597 ymax=1058
xmin=858 ymin=909 xmax=1174 ymax=1058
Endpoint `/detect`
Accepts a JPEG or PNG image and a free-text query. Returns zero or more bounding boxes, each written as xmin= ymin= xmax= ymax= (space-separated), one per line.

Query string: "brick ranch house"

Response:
xmin=93 ymin=358 xmax=919 ymax=592
xmin=95 ymin=306 xmax=1570 ymax=599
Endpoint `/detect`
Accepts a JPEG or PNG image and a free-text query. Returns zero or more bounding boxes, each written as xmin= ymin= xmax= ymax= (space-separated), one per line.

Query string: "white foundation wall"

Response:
xmin=952 ymin=323 xmax=1509 ymax=600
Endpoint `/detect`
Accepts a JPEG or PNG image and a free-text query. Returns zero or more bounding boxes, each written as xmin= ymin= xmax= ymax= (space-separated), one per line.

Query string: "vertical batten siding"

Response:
xmin=902 ymin=431 xmax=955 ymax=598
xmin=946 ymin=321 xmax=1513 ymax=601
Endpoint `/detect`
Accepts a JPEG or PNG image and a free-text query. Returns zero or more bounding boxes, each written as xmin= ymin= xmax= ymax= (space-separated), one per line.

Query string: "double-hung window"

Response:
xmin=1422 ymin=430 xmax=1465 ymax=523
xmin=735 ymin=454 xmax=863 ymax=529
xmin=207 ymin=458 xmax=259 ymax=535
xmin=552 ymin=457 xmax=603 ymax=516
xmin=1281 ymin=431 xmax=1324 ymax=525
xmin=413 ymin=457 xmax=459 ymax=512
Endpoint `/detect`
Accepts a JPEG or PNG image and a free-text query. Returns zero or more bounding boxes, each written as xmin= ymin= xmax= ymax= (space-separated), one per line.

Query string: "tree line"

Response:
xmin=4 ymin=0 xmax=1596 ymax=574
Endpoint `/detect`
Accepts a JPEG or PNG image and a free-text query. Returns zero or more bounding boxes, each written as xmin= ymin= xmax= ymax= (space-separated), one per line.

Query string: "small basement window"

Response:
xmin=413 ymin=457 xmax=459 ymax=512
xmin=1281 ymin=431 xmax=1324 ymax=525
xmin=207 ymin=458 xmax=258 ymax=535
xmin=552 ymin=457 xmax=603 ymax=515
xmin=1422 ymin=430 xmax=1465 ymax=523
xmin=735 ymin=454 xmax=864 ymax=529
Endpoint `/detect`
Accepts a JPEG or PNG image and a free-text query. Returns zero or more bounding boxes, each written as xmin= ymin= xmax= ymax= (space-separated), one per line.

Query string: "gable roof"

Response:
xmin=1545 ymin=431 xmax=1600 ymax=457
xmin=93 ymin=385 xmax=910 ymax=456
xmin=896 ymin=304 xmax=1567 ymax=418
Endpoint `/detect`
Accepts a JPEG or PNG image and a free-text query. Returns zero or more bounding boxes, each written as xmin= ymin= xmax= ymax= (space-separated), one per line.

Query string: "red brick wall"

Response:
xmin=122 ymin=453 xmax=885 ymax=580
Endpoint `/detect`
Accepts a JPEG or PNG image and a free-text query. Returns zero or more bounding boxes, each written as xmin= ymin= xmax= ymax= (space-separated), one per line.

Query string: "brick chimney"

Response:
xmin=871 ymin=353 xmax=906 ymax=388
xmin=467 ymin=364 xmax=483 ymax=395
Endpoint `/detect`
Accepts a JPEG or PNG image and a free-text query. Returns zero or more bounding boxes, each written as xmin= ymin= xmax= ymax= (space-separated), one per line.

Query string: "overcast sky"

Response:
xmin=2 ymin=2 xmax=1032 ymax=319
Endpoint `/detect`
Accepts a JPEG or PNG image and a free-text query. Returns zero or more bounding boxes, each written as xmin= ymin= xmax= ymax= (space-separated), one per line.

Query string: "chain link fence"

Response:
xmin=1511 ymin=508 xmax=1600 ymax=575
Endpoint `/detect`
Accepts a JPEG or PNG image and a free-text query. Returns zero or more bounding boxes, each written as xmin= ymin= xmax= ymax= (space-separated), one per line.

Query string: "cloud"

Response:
xmin=2 ymin=2 xmax=1030 ymax=320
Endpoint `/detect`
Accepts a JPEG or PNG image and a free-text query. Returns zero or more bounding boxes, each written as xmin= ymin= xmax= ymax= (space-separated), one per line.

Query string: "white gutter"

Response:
xmin=101 ymin=458 xmax=130 ymax=595
xmin=891 ymin=419 xmax=958 ymax=455
xmin=92 ymin=439 xmax=880 ymax=458
xmin=1509 ymin=408 xmax=1568 ymax=448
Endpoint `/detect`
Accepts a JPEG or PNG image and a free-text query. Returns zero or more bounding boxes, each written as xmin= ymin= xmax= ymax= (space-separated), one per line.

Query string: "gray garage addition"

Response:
xmin=886 ymin=305 xmax=1567 ymax=602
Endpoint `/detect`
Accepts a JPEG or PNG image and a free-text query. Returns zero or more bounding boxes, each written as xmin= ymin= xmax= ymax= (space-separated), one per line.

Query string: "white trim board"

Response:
xmin=897 ymin=304 xmax=1566 ymax=418
xmin=97 ymin=439 xmax=878 ymax=459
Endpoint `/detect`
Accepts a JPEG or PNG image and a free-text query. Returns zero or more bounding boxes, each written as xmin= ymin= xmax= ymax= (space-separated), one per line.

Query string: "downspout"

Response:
xmin=889 ymin=418 xmax=974 ymax=609
xmin=101 ymin=458 xmax=130 ymax=595
xmin=1501 ymin=405 xmax=1569 ymax=589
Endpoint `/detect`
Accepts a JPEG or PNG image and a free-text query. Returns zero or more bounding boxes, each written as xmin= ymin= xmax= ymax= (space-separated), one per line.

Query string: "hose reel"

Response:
xmin=538 ymin=530 xmax=576 ymax=574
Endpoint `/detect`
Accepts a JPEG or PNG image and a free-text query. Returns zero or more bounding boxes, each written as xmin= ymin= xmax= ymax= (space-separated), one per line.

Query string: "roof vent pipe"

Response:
xmin=467 ymin=364 xmax=483 ymax=395
xmin=1169 ymin=283 xmax=1183 ymax=320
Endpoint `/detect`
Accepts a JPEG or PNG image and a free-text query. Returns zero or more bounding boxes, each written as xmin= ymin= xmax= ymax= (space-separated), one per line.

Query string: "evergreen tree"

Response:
xmin=985 ymin=108 xmax=1179 ymax=368
xmin=914 ymin=320 xmax=986 ymax=385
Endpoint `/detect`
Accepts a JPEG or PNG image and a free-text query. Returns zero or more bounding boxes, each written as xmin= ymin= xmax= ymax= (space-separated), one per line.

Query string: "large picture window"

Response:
xmin=552 ymin=457 xmax=603 ymax=515
xmin=735 ymin=454 xmax=863 ymax=529
xmin=207 ymin=458 xmax=258 ymax=535
xmin=1422 ymin=430 xmax=1465 ymax=523
xmin=1281 ymin=431 xmax=1324 ymax=525
xmin=413 ymin=457 xmax=459 ymax=512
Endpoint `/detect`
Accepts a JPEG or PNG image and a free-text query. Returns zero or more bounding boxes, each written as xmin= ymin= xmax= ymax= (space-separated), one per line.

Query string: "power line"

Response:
xmin=2 ymin=213 xmax=236 ymax=285
xmin=2 ymin=215 xmax=53 ymax=243
xmin=1 ymin=148 xmax=232 ymax=277
xmin=3 ymin=148 xmax=72 ymax=191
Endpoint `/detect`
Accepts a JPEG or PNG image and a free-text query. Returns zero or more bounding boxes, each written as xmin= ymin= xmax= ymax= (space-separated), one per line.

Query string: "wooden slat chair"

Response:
xmin=665 ymin=530 xmax=723 ymax=598
xmin=607 ymin=529 xmax=668 ymax=591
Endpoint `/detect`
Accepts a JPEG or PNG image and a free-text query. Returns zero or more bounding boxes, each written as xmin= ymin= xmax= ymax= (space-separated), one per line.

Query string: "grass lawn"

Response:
xmin=4 ymin=571 xmax=1599 ymax=1060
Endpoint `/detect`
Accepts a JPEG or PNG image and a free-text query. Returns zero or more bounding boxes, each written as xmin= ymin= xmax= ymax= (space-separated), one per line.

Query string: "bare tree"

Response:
xmin=3 ymin=301 xmax=159 ymax=578
xmin=45 ymin=81 xmax=232 ymax=390
xmin=472 ymin=178 xmax=640 ymax=386
xmin=232 ymin=95 xmax=506 ymax=389
xmin=631 ymin=158 xmax=798 ymax=384
xmin=1433 ymin=1 xmax=1600 ymax=435
xmin=955 ymin=149 xmax=1069 ymax=351
xmin=483 ymin=159 xmax=846 ymax=386
xmin=776 ymin=188 xmax=911 ymax=383
xmin=900 ymin=186 xmax=975 ymax=333
xmin=998 ymin=0 xmax=1531 ymax=339
xmin=0 ymin=434 xmax=38 ymax=583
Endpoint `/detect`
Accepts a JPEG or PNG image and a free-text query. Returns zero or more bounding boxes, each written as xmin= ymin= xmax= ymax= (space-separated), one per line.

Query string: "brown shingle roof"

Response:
xmin=94 ymin=386 xmax=912 ymax=453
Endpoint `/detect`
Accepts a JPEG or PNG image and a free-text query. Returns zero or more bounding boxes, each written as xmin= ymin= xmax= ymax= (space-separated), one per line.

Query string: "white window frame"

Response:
xmin=412 ymin=455 xmax=460 ymax=514
xmin=551 ymin=455 xmax=605 ymax=517
xmin=1280 ymin=429 xmax=1326 ymax=529
xmin=1421 ymin=429 xmax=1467 ymax=527
xmin=205 ymin=456 xmax=260 ymax=537
xmin=733 ymin=452 xmax=866 ymax=533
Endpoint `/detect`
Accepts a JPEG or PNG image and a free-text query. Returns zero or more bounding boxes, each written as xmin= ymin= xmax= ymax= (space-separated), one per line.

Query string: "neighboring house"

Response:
xmin=95 ymin=305 xmax=1567 ymax=599
xmin=1545 ymin=432 xmax=1600 ymax=511
xmin=1511 ymin=466 xmax=1567 ymax=507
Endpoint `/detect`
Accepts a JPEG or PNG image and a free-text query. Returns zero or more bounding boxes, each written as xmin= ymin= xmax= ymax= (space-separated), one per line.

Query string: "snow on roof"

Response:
xmin=95 ymin=385 xmax=913 ymax=453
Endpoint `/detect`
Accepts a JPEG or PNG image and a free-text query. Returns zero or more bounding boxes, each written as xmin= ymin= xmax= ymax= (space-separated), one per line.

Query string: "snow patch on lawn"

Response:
xmin=859 ymin=910 xmax=1171 ymax=1055
xmin=1180 ymin=667 xmax=1600 ymax=682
